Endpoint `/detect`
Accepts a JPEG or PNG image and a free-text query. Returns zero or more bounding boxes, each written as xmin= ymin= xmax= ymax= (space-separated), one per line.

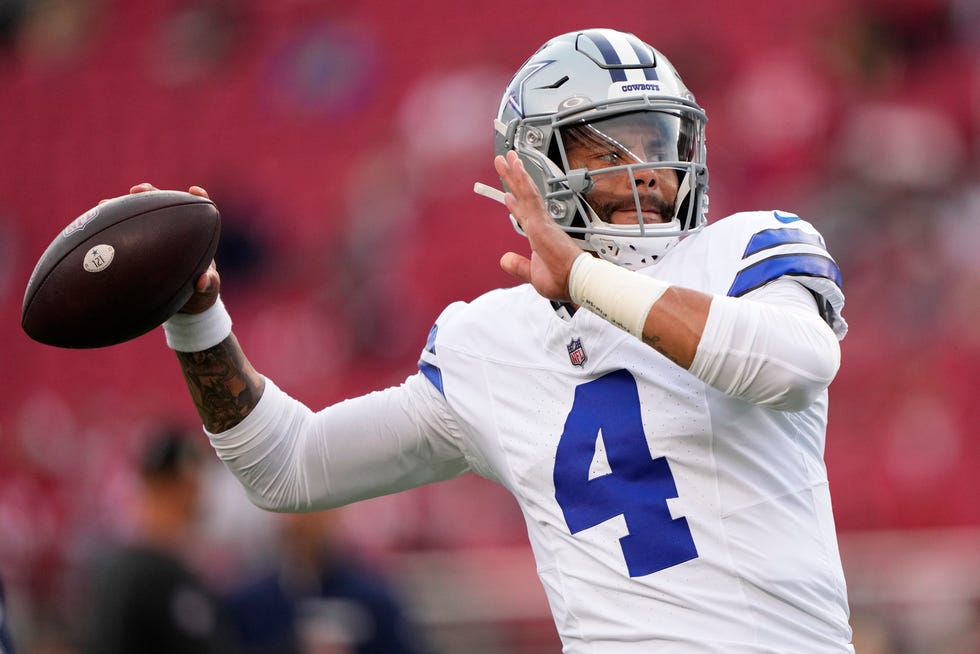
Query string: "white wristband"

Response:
xmin=162 ymin=297 xmax=233 ymax=352
xmin=568 ymin=253 xmax=670 ymax=339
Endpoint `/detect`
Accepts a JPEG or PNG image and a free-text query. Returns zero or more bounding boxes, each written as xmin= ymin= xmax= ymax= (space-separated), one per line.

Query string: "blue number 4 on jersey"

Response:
xmin=554 ymin=369 xmax=699 ymax=577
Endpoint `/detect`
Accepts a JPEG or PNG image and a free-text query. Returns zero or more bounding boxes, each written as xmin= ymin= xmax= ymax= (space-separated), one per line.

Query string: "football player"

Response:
xmin=144 ymin=28 xmax=853 ymax=653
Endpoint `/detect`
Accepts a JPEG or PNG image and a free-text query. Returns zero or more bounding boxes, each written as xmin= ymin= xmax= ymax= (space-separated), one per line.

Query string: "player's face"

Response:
xmin=564 ymin=113 xmax=680 ymax=226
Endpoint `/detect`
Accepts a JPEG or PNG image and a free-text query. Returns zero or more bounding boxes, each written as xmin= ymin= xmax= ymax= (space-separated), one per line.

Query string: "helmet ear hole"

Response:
xmin=546 ymin=138 xmax=563 ymax=168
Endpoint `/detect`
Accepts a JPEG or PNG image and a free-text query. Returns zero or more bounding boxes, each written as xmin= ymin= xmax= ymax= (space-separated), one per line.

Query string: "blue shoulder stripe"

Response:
xmin=742 ymin=228 xmax=826 ymax=258
xmin=728 ymin=253 xmax=842 ymax=297
xmin=418 ymin=322 xmax=444 ymax=395
xmin=418 ymin=361 xmax=445 ymax=396
xmin=424 ymin=323 xmax=438 ymax=354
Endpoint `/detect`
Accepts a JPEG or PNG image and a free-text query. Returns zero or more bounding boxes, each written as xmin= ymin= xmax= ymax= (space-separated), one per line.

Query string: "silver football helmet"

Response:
xmin=481 ymin=29 xmax=709 ymax=269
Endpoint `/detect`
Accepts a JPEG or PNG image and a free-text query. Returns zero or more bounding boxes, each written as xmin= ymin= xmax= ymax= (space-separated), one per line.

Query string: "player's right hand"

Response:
xmin=122 ymin=182 xmax=222 ymax=315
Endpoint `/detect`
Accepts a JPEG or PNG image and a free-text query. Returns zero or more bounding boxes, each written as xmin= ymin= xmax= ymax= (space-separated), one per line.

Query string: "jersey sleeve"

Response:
xmin=690 ymin=278 xmax=841 ymax=410
xmin=723 ymin=211 xmax=847 ymax=340
xmin=416 ymin=300 xmax=468 ymax=398
xmin=205 ymin=373 xmax=470 ymax=512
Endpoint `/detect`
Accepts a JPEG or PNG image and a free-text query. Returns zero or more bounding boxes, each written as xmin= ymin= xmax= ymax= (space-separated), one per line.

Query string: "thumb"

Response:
xmin=500 ymin=252 xmax=531 ymax=282
xmin=197 ymin=267 xmax=220 ymax=294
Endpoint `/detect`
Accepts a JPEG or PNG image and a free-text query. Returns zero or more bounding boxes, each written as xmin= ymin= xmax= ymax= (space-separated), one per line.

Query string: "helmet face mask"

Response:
xmin=494 ymin=29 xmax=709 ymax=269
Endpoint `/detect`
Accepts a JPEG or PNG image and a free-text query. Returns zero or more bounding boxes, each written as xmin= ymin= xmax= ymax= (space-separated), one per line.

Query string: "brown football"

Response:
xmin=22 ymin=190 xmax=221 ymax=348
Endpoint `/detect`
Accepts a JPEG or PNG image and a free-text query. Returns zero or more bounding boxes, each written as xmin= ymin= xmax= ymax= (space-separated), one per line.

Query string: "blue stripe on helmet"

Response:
xmin=584 ymin=30 xmax=628 ymax=82
xmin=584 ymin=30 xmax=660 ymax=83
xmin=728 ymin=253 xmax=843 ymax=297
xmin=624 ymin=35 xmax=659 ymax=81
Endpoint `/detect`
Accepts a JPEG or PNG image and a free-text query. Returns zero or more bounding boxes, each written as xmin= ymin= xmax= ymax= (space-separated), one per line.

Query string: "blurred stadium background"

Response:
xmin=0 ymin=0 xmax=978 ymax=652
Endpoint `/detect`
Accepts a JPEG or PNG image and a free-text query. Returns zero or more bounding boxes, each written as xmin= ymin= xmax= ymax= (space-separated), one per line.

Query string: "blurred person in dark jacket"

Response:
xmin=0 ymin=576 xmax=15 ymax=654
xmin=224 ymin=509 xmax=430 ymax=654
xmin=80 ymin=426 xmax=238 ymax=654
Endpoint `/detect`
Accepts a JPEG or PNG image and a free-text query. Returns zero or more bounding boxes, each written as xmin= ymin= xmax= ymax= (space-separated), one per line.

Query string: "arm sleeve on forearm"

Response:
xmin=205 ymin=373 xmax=469 ymax=512
xmin=688 ymin=279 xmax=841 ymax=411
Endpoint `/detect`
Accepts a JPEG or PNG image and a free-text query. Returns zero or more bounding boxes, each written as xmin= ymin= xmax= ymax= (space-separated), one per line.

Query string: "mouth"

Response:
xmin=609 ymin=206 xmax=668 ymax=225
xmin=589 ymin=192 xmax=675 ymax=226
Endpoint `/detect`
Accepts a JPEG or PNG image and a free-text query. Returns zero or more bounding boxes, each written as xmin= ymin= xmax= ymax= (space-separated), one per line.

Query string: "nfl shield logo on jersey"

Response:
xmin=567 ymin=338 xmax=587 ymax=367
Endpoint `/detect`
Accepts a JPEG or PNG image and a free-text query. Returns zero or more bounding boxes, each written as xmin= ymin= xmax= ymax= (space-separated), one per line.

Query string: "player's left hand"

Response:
xmin=496 ymin=151 xmax=584 ymax=301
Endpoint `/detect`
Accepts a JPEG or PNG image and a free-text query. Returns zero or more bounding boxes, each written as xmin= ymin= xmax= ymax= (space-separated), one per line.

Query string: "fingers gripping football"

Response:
xmin=131 ymin=183 xmax=221 ymax=315
xmin=495 ymin=151 xmax=583 ymax=301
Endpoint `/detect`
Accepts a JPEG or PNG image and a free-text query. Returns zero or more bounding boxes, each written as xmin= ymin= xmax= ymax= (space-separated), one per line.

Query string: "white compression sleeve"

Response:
xmin=689 ymin=280 xmax=841 ymax=411
xmin=206 ymin=374 xmax=469 ymax=511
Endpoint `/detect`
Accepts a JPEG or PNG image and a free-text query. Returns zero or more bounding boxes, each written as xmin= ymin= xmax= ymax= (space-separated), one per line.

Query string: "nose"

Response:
xmin=632 ymin=164 xmax=662 ymax=189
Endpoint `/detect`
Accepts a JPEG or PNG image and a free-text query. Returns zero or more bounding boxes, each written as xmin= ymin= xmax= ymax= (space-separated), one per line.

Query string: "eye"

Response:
xmin=596 ymin=150 xmax=625 ymax=164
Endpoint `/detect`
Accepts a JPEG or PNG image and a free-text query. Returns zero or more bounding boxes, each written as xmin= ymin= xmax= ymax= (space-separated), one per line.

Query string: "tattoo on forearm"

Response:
xmin=642 ymin=334 xmax=681 ymax=366
xmin=176 ymin=335 xmax=264 ymax=433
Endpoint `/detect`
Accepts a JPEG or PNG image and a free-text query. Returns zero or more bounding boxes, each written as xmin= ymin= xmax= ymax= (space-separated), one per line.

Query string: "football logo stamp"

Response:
xmin=63 ymin=206 xmax=100 ymax=238
xmin=83 ymin=245 xmax=114 ymax=272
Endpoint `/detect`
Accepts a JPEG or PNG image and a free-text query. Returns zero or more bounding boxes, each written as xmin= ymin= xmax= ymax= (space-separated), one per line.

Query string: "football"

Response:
xmin=22 ymin=190 xmax=221 ymax=348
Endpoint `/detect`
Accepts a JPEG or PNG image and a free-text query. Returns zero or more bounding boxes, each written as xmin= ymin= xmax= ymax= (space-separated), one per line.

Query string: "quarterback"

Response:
xmin=144 ymin=29 xmax=853 ymax=653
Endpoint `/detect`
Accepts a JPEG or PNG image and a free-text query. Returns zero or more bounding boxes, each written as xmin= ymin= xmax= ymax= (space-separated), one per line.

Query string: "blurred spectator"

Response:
xmin=0 ymin=575 xmax=15 ymax=653
xmin=78 ymin=426 xmax=238 ymax=654
xmin=849 ymin=609 xmax=907 ymax=654
xmin=0 ymin=0 xmax=26 ymax=51
xmin=223 ymin=510 xmax=431 ymax=654
xmin=11 ymin=0 xmax=97 ymax=69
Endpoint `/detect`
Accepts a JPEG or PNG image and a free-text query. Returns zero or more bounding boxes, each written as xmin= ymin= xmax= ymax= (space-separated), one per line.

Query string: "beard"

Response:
xmin=586 ymin=191 xmax=675 ymax=225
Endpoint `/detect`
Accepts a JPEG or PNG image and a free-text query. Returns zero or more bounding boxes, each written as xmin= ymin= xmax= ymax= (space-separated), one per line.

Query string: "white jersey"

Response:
xmin=210 ymin=210 xmax=852 ymax=652
xmin=416 ymin=210 xmax=850 ymax=652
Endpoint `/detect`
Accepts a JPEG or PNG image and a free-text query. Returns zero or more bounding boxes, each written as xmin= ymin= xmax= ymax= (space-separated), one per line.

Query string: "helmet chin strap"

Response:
xmin=473 ymin=182 xmax=528 ymax=238
xmin=473 ymin=181 xmax=507 ymax=205
xmin=586 ymin=230 xmax=680 ymax=269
